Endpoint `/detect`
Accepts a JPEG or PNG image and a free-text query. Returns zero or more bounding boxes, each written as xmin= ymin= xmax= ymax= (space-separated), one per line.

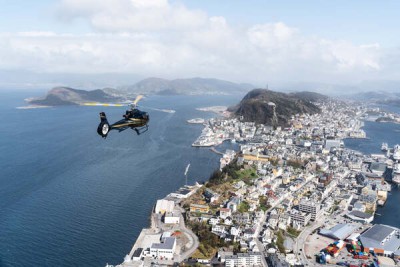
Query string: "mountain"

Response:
xmin=289 ymin=91 xmax=330 ymax=102
xmin=338 ymin=90 xmax=400 ymax=102
xmin=27 ymin=77 xmax=255 ymax=106
xmin=28 ymin=87 xmax=120 ymax=106
xmin=119 ymin=77 xmax=254 ymax=95
xmin=229 ymin=89 xmax=323 ymax=126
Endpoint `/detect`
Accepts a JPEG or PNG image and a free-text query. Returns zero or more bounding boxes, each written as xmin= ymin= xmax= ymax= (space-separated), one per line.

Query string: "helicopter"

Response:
xmin=84 ymin=95 xmax=149 ymax=138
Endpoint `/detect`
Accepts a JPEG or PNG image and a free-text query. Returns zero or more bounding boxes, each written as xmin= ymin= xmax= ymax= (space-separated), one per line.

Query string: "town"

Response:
xmin=113 ymin=100 xmax=400 ymax=267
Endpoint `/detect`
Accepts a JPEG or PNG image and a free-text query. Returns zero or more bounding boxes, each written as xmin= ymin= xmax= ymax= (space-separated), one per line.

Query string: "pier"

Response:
xmin=209 ymin=146 xmax=224 ymax=155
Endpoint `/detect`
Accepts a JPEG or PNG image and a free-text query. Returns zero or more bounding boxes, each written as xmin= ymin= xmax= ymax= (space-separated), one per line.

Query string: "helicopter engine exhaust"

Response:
xmin=97 ymin=112 xmax=110 ymax=138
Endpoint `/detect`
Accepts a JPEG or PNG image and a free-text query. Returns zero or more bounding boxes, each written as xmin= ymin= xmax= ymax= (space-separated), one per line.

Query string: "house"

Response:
xmin=230 ymin=226 xmax=241 ymax=237
xmin=190 ymin=203 xmax=209 ymax=214
xmin=262 ymin=228 xmax=273 ymax=244
xmin=233 ymin=213 xmax=250 ymax=225
xmin=268 ymin=214 xmax=279 ymax=229
xmin=224 ymin=216 xmax=233 ymax=226
xmin=204 ymin=188 xmax=220 ymax=203
xmin=278 ymin=214 xmax=291 ymax=230
xmin=227 ymin=197 xmax=241 ymax=213
xmin=243 ymin=228 xmax=256 ymax=240
xmin=212 ymin=224 xmax=226 ymax=235
xmin=220 ymin=208 xmax=232 ymax=219
xmin=209 ymin=217 xmax=220 ymax=226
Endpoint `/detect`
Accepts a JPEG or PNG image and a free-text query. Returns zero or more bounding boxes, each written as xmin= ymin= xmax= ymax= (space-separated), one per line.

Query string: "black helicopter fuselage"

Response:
xmin=97 ymin=109 xmax=149 ymax=138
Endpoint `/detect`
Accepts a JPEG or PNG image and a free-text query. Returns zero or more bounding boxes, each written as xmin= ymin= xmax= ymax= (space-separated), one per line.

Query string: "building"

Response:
xmin=359 ymin=224 xmax=400 ymax=257
xmin=325 ymin=139 xmax=341 ymax=150
xmin=190 ymin=203 xmax=209 ymax=214
xmin=299 ymin=199 xmax=321 ymax=221
xmin=267 ymin=254 xmax=290 ymax=267
xmin=225 ymin=252 xmax=262 ymax=267
xmin=164 ymin=212 xmax=180 ymax=224
xmin=369 ymin=162 xmax=387 ymax=176
xmin=319 ymin=223 xmax=357 ymax=240
xmin=345 ymin=210 xmax=374 ymax=224
xmin=204 ymin=188 xmax=220 ymax=203
xmin=155 ymin=199 xmax=174 ymax=214
xmin=219 ymin=208 xmax=232 ymax=219
xmin=290 ymin=209 xmax=311 ymax=227
xmin=150 ymin=237 xmax=176 ymax=260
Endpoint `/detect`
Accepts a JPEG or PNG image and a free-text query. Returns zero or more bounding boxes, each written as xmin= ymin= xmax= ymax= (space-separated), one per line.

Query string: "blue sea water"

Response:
xmin=0 ymin=91 xmax=242 ymax=267
xmin=344 ymin=106 xmax=400 ymax=228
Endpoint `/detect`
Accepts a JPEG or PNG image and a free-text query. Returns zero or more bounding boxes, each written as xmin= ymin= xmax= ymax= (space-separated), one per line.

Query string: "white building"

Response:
xmin=290 ymin=209 xmax=311 ymax=227
xmin=299 ymin=199 xmax=321 ymax=221
xmin=164 ymin=212 xmax=180 ymax=224
xmin=155 ymin=199 xmax=174 ymax=214
xmin=150 ymin=237 xmax=176 ymax=260
xmin=225 ymin=252 xmax=262 ymax=267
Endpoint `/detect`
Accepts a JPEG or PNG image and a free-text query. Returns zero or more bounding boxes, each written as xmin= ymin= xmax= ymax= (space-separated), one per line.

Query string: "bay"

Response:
xmin=344 ymin=110 xmax=400 ymax=228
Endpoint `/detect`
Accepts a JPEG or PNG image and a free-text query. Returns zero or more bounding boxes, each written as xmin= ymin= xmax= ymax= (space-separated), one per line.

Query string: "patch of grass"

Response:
xmin=276 ymin=230 xmax=285 ymax=253
xmin=287 ymin=226 xmax=301 ymax=238
xmin=258 ymin=196 xmax=271 ymax=212
xmin=187 ymin=221 xmax=230 ymax=260
xmin=237 ymin=201 xmax=250 ymax=213
xmin=235 ymin=167 xmax=257 ymax=180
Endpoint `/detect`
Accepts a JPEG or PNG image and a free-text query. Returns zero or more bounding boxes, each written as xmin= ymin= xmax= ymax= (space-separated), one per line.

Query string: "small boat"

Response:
xmin=381 ymin=142 xmax=388 ymax=152
xmin=393 ymin=144 xmax=400 ymax=161
xmin=392 ymin=162 xmax=400 ymax=185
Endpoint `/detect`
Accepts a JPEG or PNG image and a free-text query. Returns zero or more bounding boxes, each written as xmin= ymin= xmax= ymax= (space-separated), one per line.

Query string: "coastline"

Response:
xmin=112 ymin=101 xmax=400 ymax=267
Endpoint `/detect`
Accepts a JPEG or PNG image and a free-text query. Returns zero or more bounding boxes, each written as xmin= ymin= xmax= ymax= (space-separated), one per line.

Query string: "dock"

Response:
xmin=209 ymin=147 xmax=224 ymax=155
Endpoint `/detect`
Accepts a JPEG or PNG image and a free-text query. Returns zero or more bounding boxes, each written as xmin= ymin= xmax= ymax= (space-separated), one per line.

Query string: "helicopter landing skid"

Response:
xmin=133 ymin=125 xmax=148 ymax=135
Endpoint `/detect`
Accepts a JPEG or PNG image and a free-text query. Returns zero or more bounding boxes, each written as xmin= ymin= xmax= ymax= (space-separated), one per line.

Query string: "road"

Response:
xmin=254 ymin=177 xmax=315 ymax=267
xmin=175 ymin=206 xmax=199 ymax=262
xmin=294 ymin=219 xmax=324 ymax=266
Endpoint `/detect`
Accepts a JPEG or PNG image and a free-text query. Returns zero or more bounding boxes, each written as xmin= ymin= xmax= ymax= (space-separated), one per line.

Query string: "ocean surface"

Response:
xmin=0 ymin=91 xmax=241 ymax=267
xmin=344 ymin=104 xmax=400 ymax=228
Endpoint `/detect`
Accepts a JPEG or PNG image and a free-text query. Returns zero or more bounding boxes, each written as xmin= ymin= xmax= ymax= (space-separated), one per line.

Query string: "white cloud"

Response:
xmin=0 ymin=0 xmax=390 ymax=85
xmin=59 ymin=0 xmax=208 ymax=32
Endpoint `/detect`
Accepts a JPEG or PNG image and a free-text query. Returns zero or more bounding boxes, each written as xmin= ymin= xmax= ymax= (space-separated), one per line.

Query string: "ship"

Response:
xmin=381 ymin=142 xmax=388 ymax=152
xmin=392 ymin=162 xmax=400 ymax=185
xmin=187 ymin=118 xmax=205 ymax=124
xmin=393 ymin=144 xmax=400 ymax=161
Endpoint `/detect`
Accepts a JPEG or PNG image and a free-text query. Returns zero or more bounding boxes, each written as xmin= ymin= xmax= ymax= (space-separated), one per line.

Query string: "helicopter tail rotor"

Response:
xmin=97 ymin=112 xmax=110 ymax=138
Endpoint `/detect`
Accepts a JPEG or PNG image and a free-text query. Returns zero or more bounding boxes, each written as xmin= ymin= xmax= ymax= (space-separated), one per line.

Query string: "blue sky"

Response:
xmin=0 ymin=0 xmax=399 ymax=88
xmin=184 ymin=0 xmax=400 ymax=47
xmin=2 ymin=0 xmax=399 ymax=46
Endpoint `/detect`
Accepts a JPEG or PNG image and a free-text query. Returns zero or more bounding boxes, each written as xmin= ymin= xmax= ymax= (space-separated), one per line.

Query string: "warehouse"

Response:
xmin=359 ymin=224 xmax=400 ymax=257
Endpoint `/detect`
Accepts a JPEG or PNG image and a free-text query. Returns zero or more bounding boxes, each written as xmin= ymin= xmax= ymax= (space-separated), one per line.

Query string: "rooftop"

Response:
xmin=151 ymin=237 xmax=176 ymax=250
xmin=359 ymin=224 xmax=400 ymax=253
xmin=319 ymin=223 xmax=357 ymax=240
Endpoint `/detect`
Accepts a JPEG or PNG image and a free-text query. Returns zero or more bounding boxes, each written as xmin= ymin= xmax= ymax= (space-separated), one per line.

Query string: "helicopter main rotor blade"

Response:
xmin=140 ymin=105 xmax=176 ymax=113
xmin=82 ymin=102 xmax=124 ymax=107
xmin=132 ymin=95 xmax=144 ymax=106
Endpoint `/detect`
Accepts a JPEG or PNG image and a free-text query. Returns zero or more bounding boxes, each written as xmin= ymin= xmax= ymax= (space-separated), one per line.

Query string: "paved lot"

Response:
xmin=304 ymin=233 xmax=333 ymax=259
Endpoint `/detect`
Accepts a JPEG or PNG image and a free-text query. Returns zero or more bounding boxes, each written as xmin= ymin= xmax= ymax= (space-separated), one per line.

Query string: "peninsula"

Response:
xmin=111 ymin=90 xmax=400 ymax=267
